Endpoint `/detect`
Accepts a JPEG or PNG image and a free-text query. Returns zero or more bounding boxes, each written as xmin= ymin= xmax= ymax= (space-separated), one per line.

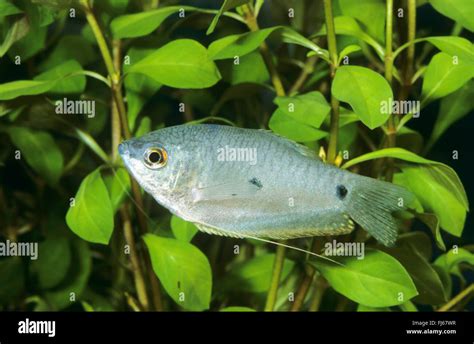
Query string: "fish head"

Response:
xmin=118 ymin=129 xmax=192 ymax=206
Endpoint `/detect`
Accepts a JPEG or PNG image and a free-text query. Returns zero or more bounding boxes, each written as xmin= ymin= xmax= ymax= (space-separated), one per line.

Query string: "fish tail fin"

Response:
xmin=346 ymin=175 xmax=412 ymax=247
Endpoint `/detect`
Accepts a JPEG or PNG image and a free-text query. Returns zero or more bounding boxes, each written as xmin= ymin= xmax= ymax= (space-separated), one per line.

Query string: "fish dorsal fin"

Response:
xmin=259 ymin=129 xmax=320 ymax=159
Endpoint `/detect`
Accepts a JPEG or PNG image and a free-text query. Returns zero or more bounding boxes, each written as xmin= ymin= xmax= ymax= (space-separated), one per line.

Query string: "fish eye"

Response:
xmin=143 ymin=147 xmax=167 ymax=169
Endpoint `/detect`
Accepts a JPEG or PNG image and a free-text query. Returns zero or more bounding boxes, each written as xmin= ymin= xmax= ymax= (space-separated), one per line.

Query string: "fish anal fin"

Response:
xmin=195 ymin=223 xmax=244 ymax=238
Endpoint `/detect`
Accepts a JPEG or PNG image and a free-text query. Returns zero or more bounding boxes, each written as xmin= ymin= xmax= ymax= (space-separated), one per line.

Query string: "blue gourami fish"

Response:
xmin=118 ymin=124 xmax=412 ymax=246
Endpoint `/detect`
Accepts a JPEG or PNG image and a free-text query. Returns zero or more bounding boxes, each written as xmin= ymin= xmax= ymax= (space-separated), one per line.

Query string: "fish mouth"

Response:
xmin=118 ymin=142 xmax=128 ymax=156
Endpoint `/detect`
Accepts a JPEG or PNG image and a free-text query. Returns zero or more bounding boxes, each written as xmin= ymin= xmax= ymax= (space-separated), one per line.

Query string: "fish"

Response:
xmin=118 ymin=124 xmax=412 ymax=246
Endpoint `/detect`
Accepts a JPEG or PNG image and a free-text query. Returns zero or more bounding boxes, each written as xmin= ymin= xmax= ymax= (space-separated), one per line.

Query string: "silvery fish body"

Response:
xmin=119 ymin=124 xmax=411 ymax=246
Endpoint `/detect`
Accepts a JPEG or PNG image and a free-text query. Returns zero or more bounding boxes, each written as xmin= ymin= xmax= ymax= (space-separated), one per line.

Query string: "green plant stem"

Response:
xmin=264 ymin=245 xmax=286 ymax=311
xmin=290 ymin=266 xmax=315 ymax=311
xmin=242 ymin=4 xmax=286 ymax=97
xmin=324 ymin=0 xmax=340 ymax=164
xmin=290 ymin=1 xmax=339 ymax=311
xmin=289 ymin=55 xmax=318 ymax=95
xmin=308 ymin=277 xmax=327 ymax=311
xmin=289 ymin=238 xmax=326 ymax=311
xmin=384 ymin=0 xmax=396 ymax=181
xmin=63 ymin=143 xmax=85 ymax=173
xmin=406 ymin=0 xmax=416 ymax=88
xmin=111 ymin=39 xmax=122 ymax=161
xmin=438 ymin=284 xmax=474 ymax=312
xmin=81 ymin=0 xmax=162 ymax=311
xmin=398 ymin=0 xmax=417 ymax=108
xmin=120 ymin=207 xmax=149 ymax=310
xmin=242 ymin=4 xmax=288 ymax=311
xmin=400 ymin=300 xmax=418 ymax=312
xmin=384 ymin=0 xmax=394 ymax=85
xmin=290 ymin=238 xmax=320 ymax=311
xmin=80 ymin=0 xmax=131 ymax=139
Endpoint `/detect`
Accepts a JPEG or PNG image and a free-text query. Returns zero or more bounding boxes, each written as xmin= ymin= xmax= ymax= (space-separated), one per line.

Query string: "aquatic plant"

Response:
xmin=0 ymin=0 xmax=473 ymax=312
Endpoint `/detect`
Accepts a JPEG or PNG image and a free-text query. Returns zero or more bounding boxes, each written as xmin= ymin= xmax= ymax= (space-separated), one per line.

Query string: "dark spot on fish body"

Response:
xmin=249 ymin=177 xmax=263 ymax=189
xmin=336 ymin=185 xmax=348 ymax=200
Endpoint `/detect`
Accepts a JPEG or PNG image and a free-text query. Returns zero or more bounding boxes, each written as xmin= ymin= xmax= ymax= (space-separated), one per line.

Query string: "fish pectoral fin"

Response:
xmin=191 ymin=180 xmax=262 ymax=202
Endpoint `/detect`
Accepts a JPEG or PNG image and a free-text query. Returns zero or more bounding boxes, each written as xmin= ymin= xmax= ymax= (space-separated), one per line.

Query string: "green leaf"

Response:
xmin=44 ymin=240 xmax=92 ymax=310
xmin=206 ymin=0 xmax=250 ymax=35
xmin=332 ymin=66 xmax=393 ymax=129
xmin=311 ymin=250 xmax=418 ymax=307
xmin=432 ymin=264 xmax=452 ymax=298
xmin=0 ymin=16 xmax=29 ymax=57
xmin=427 ymin=37 xmax=474 ymax=63
xmin=357 ymin=304 xmax=390 ymax=312
xmin=313 ymin=16 xmax=384 ymax=58
xmin=73 ymin=127 xmax=110 ymax=164
xmin=415 ymin=212 xmax=446 ymax=251
xmin=274 ymin=91 xmax=331 ymax=128
xmin=111 ymin=6 xmax=192 ymax=39
xmin=123 ymin=48 xmax=161 ymax=130
xmin=0 ymin=1 xmax=23 ymax=18
xmin=103 ymin=168 xmax=130 ymax=213
xmin=38 ymin=35 xmax=97 ymax=71
xmin=221 ymin=51 xmax=269 ymax=85
xmin=337 ymin=122 xmax=358 ymax=151
xmin=6 ymin=126 xmax=63 ymax=185
xmin=0 ymin=80 xmax=53 ymax=100
xmin=397 ymin=165 xmax=467 ymax=237
xmin=0 ymin=257 xmax=25 ymax=303
xmin=8 ymin=23 xmax=47 ymax=60
xmin=343 ymin=147 xmax=436 ymax=168
xmin=396 ymin=36 xmax=474 ymax=64
xmin=434 ymin=247 xmax=474 ymax=276
xmin=134 ymin=116 xmax=151 ymax=137
xmin=143 ymin=234 xmax=212 ymax=311
xmin=429 ymin=0 xmax=474 ymax=32
xmin=281 ymin=27 xmax=330 ymax=61
xmin=269 ymin=109 xmax=327 ymax=142
xmin=343 ymin=147 xmax=457 ymax=172
xmin=209 ymin=27 xmax=279 ymax=60
xmin=0 ymin=60 xmax=87 ymax=100
xmin=34 ymin=60 xmax=86 ymax=94
xmin=66 ymin=169 xmax=114 ymax=245
xmin=428 ymin=80 xmax=474 ymax=149
xmin=32 ymin=237 xmax=71 ymax=289
xmin=220 ymin=306 xmax=256 ymax=312
xmin=337 ymin=44 xmax=361 ymax=64
xmin=171 ymin=215 xmax=198 ymax=242
xmin=337 ymin=0 xmax=385 ymax=43
xmin=399 ymin=301 xmax=418 ymax=312
xmin=342 ymin=148 xmax=469 ymax=227
xmin=422 ymin=52 xmax=473 ymax=102
xmin=128 ymin=39 xmax=221 ymax=89
xmin=209 ymin=26 xmax=329 ymax=61
xmin=380 ymin=237 xmax=447 ymax=305
xmin=225 ymin=254 xmax=295 ymax=293
xmin=23 ymin=2 xmax=56 ymax=27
